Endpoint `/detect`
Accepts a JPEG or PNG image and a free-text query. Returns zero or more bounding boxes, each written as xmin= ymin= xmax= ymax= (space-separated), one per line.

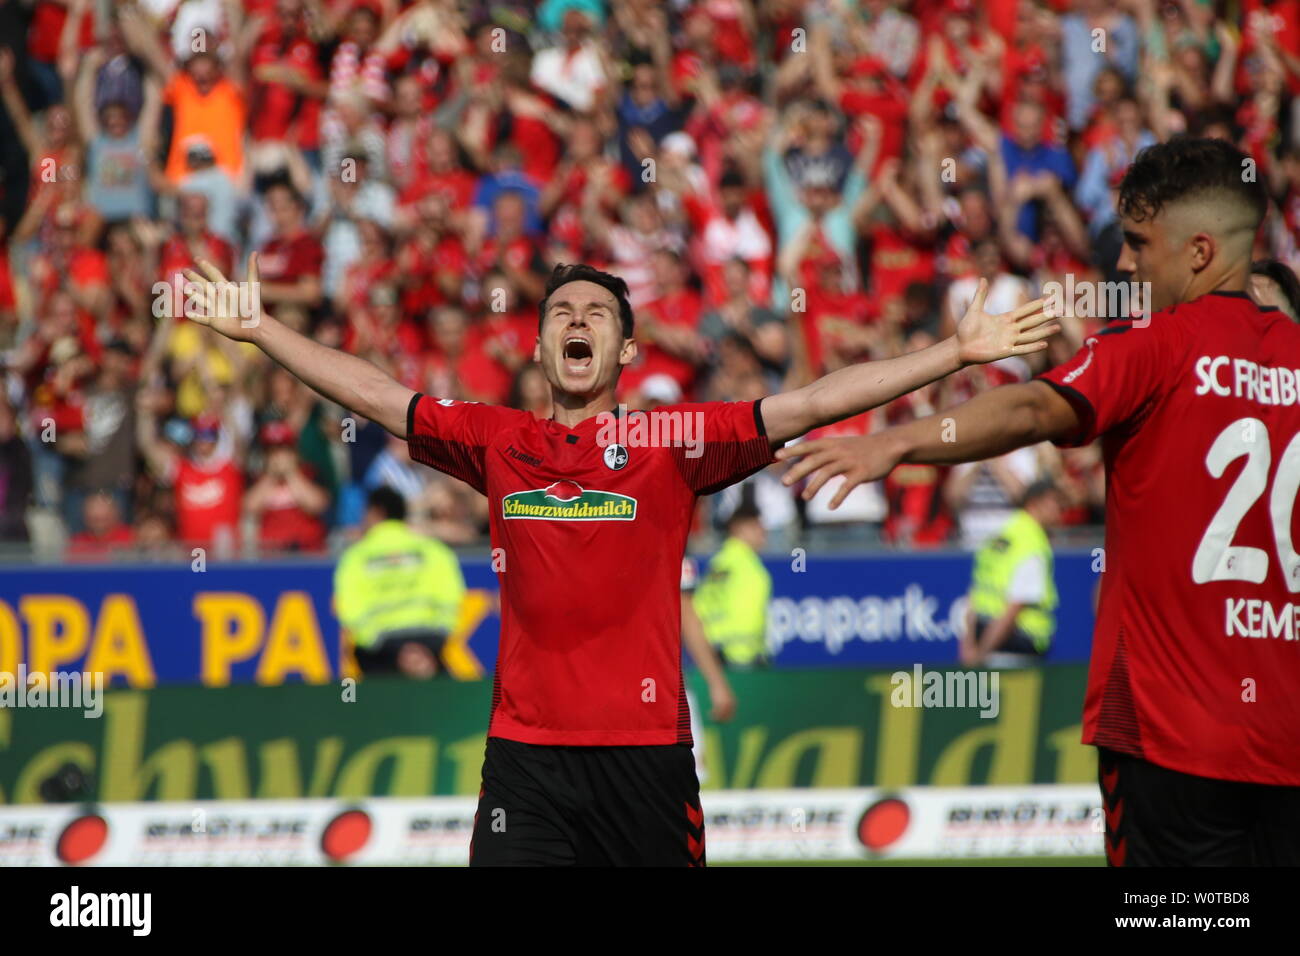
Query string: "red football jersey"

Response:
xmin=1039 ymin=291 xmax=1300 ymax=785
xmin=407 ymin=396 xmax=773 ymax=745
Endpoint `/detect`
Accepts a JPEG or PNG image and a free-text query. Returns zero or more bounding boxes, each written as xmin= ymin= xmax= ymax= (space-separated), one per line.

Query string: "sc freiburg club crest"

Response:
xmin=603 ymin=443 xmax=629 ymax=470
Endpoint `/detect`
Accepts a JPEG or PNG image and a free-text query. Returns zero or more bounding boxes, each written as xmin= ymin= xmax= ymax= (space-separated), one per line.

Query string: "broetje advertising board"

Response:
xmin=0 ymin=786 xmax=1103 ymax=866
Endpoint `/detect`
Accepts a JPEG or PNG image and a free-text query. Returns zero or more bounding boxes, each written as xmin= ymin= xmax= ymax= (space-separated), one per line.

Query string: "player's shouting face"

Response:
xmin=534 ymin=279 xmax=637 ymax=399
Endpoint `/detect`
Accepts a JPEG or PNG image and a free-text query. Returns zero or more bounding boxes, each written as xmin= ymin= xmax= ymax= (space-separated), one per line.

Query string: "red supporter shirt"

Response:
xmin=68 ymin=526 xmax=135 ymax=558
xmin=340 ymin=258 xmax=397 ymax=312
xmin=22 ymin=317 xmax=102 ymax=395
xmin=1037 ymin=292 xmax=1300 ymax=785
xmin=29 ymin=2 xmax=93 ymax=62
xmin=32 ymin=384 xmax=85 ymax=435
xmin=869 ymin=224 xmax=937 ymax=307
xmin=397 ymin=234 xmax=466 ymax=316
xmin=406 ymin=396 xmax=774 ymax=744
xmin=672 ymin=49 xmax=706 ymax=98
xmin=472 ymin=235 xmax=546 ymax=293
xmin=908 ymin=32 xmax=993 ymax=111
xmin=509 ymin=110 xmax=560 ymax=186
xmin=388 ymin=116 xmax=435 ymax=192
xmin=622 ymin=288 xmax=704 ymax=396
xmin=343 ymin=314 xmax=425 ymax=354
xmin=458 ymin=312 xmax=536 ymax=404
xmin=1242 ymin=0 xmax=1300 ymax=95
xmin=546 ymin=163 xmax=631 ymax=259
xmin=883 ymin=462 xmax=952 ymax=546
xmin=475 ymin=90 xmax=560 ymax=185
xmin=259 ymin=232 xmax=324 ymax=284
xmin=250 ymin=34 xmax=324 ymax=149
xmin=258 ymin=485 xmax=326 ymax=552
xmin=33 ymin=247 xmax=109 ymax=308
xmin=939 ymin=230 xmax=981 ymax=282
xmin=159 ymin=234 xmax=235 ymax=318
xmin=421 ymin=349 xmax=509 ymax=403
xmin=0 ymin=247 xmax=14 ymax=313
xmin=838 ymin=86 xmax=908 ymax=170
xmin=801 ymin=282 xmax=875 ymax=374
xmin=399 ymin=168 xmax=478 ymax=212
xmin=175 ymin=457 xmax=243 ymax=547
xmin=704 ymin=0 xmax=755 ymax=67
xmin=684 ymin=194 xmax=773 ymax=307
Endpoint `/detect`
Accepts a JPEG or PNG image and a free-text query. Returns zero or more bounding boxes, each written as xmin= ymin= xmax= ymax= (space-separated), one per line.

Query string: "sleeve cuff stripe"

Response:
xmin=1035 ymin=378 xmax=1094 ymax=444
xmin=406 ymin=392 xmax=424 ymax=440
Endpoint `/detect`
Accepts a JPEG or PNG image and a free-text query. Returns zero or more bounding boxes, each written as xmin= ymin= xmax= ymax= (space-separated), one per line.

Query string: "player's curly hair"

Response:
xmin=1117 ymin=137 xmax=1267 ymax=226
xmin=538 ymin=263 xmax=635 ymax=339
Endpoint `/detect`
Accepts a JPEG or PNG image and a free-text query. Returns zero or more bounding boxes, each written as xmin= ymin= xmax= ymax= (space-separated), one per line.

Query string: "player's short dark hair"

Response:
xmin=368 ymin=485 xmax=407 ymax=522
xmin=348 ymin=3 xmax=379 ymax=23
xmin=265 ymin=178 xmax=308 ymax=211
xmin=1021 ymin=478 xmax=1060 ymax=508
xmin=538 ymin=263 xmax=634 ymax=338
xmin=719 ymin=169 xmax=747 ymax=191
xmin=1251 ymin=259 xmax=1300 ymax=320
xmin=1117 ymin=137 xmax=1267 ymax=226
xmin=719 ymin=330 xmax=761 ymax=365
xmin=727 ymin=503 xmax=763 ymax=530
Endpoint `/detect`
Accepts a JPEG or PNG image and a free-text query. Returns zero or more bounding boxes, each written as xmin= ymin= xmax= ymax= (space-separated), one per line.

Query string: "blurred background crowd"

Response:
xmin=0 ymin=0 xmax=1297 ymax=561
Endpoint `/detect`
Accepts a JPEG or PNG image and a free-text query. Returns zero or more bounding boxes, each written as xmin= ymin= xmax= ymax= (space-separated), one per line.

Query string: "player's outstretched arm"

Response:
xmin=183 ymin=254 xmax=416 ymax=437
xmin=758 ymin=279 xmax=1059 ymax=446
xmin=775 ymin=380 xmax=1080 ymax=508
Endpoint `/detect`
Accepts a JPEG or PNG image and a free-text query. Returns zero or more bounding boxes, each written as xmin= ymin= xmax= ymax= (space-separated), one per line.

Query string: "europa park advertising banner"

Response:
xmin=0 ymin=666 xmax=1096 ymax=805
xmin=0 ymin=552 xmax=1099 ymax=687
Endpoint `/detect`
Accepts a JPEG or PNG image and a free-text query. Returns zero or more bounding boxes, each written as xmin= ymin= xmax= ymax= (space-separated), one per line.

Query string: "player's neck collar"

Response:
xmin=548 ymin=406 xmax=622 ymax=429
xmin=1206 ymin=289 xmax=1279 ymax=312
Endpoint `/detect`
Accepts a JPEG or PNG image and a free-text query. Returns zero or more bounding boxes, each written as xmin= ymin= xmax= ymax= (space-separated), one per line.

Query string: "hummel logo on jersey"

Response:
xmin=507 ymin=444 xmax=543 ymax=467
xmin=502 ymin=481 xmax=637 ymax=520
xmin=1061 ymin=338 xmax=1098 ymax=384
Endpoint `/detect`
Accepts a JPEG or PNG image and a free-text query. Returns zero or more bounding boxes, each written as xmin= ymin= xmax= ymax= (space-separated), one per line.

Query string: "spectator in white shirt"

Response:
xmin=530 ymin=8 xmax=608 ymax=113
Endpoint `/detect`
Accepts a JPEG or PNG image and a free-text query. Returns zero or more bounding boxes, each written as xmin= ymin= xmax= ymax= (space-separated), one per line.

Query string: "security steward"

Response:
xmin=335 ymin=485 xmax=466 ymax=678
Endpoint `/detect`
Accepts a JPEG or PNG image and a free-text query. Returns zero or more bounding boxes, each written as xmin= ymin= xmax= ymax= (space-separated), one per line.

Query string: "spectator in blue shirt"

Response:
xmin=1075 ymin=97 xmax=1157 ymax=238
xmin=1000 ymin=99 xmax=1077 ymax=243
xmin=1060 ymin=1 xmax=1140 ymax=132
xmin=472 ymin=144 xmax=544 ymax=236
xmin=1074 ymin=96 xmax=1156 ymax=279
xmin=616 ymin=53 xmax=685 ymax=189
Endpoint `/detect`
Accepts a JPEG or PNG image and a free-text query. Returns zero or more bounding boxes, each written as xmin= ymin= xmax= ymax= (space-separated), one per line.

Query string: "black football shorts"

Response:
xmin=1097 ymin=747 xmax=1300 ymax=866
xmin=469 ymin=737 xmax=706 ymax=867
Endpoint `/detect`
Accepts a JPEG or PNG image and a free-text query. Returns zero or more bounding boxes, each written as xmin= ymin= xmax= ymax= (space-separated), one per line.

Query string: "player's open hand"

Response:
xmin=775 ymin=432 xmax=904 ymax=510
xmin=181 ymin=252 xmax=265 ymax=343
xmin=955 ymin=279 xmax=1059 ymax=366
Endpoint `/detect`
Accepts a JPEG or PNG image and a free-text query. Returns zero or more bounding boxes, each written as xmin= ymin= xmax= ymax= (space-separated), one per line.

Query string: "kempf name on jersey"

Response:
xmin=1224 ymin=597 xmax=1300 ymax=641
xmin=1194 ymin=356 xmax=1300 ymax=407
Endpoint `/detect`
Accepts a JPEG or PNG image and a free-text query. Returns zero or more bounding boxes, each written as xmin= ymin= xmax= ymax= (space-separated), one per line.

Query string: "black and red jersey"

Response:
xmin=406 ymin=396 xmax=773 ymax=745
xmin=1038 ymin=291 xmax=1300 ymax=785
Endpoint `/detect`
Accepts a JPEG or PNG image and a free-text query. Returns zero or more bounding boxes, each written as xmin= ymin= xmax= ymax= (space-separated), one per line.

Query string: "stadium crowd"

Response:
xmin=0 ymin=0 xmax=1297 ymax=560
